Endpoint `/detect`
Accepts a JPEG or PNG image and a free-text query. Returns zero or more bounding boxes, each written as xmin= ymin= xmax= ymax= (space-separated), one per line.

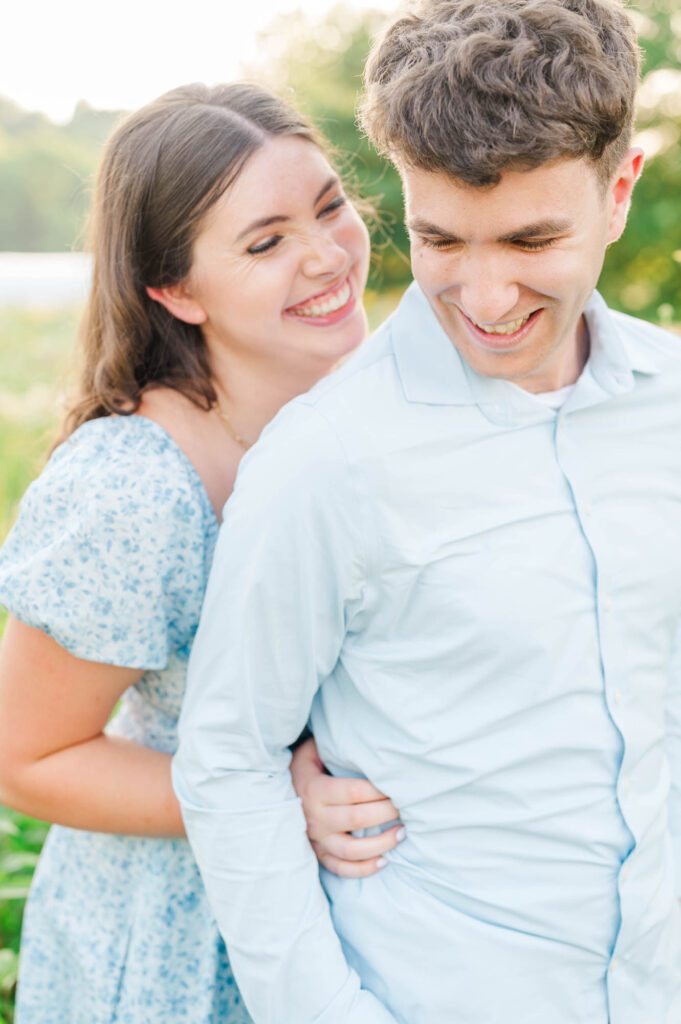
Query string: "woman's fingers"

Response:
xmin=315 ymin=823 xmax=406 ymax=863
xmin=307 ymin=797 xmax=400 ymax=840
xmin=310 ymin=774 xmax=392 ymax=806
xmin=313 ymin=844 xmax=389 ymax=879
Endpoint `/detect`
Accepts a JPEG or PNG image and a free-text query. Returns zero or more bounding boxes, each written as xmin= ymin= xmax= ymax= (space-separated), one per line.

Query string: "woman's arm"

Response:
xmin=290 ymin=737 xmax=405 ymax=877
xmin=0 ymin=617 xmax=401 ymax=856
xmin=0 ymin=616 xmax=184 ymax=837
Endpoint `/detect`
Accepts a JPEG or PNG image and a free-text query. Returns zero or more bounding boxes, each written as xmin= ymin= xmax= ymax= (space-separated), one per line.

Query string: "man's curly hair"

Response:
xmin=360 ymin=0 xmax=641 ymax=187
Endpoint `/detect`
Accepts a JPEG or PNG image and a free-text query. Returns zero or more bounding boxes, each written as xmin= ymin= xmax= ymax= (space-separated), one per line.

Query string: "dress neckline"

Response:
xmin=124 ymin=414 xmax=220 ymax=527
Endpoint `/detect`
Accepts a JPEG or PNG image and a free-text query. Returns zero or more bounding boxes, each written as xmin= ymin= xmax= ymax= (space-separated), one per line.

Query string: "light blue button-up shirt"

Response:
xmin=174 ymin=284 xmax=681 ymax=1024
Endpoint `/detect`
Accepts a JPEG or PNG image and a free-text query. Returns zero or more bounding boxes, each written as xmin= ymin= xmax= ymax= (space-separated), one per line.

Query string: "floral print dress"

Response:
xmin=0 ymin=416 xmax=252 ymax=1024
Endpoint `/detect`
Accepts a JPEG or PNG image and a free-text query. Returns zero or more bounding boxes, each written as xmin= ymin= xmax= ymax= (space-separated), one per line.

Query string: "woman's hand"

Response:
xmin=290 ymin=736 xmax=405 ymax=878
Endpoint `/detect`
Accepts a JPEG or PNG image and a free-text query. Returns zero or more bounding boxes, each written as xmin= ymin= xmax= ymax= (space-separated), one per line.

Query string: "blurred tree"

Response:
xmin=251 ymin=1 xmax=681 ymax=320
xmin=0 ymin=99 xmax=119 ymax=252
xmin=599 ymin=0 xmax=681 ymax=322
xmin=0 ymin=2 xmax=678 ymax=320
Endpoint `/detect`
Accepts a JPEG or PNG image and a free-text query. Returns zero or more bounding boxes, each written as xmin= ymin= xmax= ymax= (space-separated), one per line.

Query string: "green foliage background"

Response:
xmin=0 ymin=305 xmax=75 ymax=1022
xmin=249 ymin=1 xmax=681 ymax=322
xmin=1 ymin=2 xmax=680 ymax=317
xmin=0 ymin=3 xmax=679 ymax=1019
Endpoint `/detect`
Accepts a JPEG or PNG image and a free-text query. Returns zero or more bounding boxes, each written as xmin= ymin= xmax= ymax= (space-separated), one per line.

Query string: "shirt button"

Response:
xmin=614 ymin=689 xmax=623 ymax=704
xmin=609 ymin=957 xmax=619 ymax=973
xmin=621 ymin=866 xmax=629 ymax=882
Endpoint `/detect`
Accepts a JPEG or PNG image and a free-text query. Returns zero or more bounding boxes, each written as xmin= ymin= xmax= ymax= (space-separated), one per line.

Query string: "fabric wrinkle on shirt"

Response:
xmin=174 ymin=283 xmax=681 ymax=1024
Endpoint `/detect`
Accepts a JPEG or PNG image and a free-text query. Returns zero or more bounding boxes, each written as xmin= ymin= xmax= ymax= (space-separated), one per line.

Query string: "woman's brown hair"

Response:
xmin=61 ymin=83 xmax=321 ymax=441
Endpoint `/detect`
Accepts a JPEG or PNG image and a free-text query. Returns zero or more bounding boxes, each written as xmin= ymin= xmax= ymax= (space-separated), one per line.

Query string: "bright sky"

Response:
xmin=4 ymin=1 xmax=402 ymax=123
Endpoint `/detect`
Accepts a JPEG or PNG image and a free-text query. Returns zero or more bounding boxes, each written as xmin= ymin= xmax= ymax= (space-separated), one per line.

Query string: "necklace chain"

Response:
xmin=213 ymin=398 xmax=254 ymax=451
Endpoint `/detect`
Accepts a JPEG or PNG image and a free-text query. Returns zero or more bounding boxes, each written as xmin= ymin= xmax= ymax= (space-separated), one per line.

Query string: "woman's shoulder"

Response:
xmin=55 ymin=415 xmax=209 ymax=497
xmin=42 ymin=414 xmax=216 ymax=532
xmin=0 ymin=415 xmax=216 ymax=668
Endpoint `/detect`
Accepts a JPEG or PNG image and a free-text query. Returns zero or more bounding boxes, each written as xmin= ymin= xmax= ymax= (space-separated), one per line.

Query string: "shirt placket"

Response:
xmin=552 ymin=401 xmax=639 ymax=1019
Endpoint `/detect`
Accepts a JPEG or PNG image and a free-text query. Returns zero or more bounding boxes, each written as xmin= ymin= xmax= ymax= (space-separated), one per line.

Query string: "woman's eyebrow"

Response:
xmin=236 ymin=176 xmax=341 ymax=242
xmin=236 ymin=213 xmax=290 ymax=241
xmin=314 ymin=175 xmax=340 ymax=204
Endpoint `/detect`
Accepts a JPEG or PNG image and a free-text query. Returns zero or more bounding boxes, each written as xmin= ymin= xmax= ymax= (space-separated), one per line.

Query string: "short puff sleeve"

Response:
xmin=0 ymin=417 xmax=215 ymax=669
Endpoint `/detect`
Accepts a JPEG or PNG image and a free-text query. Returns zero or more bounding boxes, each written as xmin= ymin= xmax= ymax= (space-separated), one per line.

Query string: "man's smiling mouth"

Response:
xmin=454 ymin=307 xmax=545 ymax=348
xmin=468 ymin=313 xmax=533 ymax=335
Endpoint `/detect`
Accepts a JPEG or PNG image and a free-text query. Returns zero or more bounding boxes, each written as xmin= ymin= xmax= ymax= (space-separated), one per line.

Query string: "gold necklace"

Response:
xmin=213 ymin=400 xmax=254 ymax=451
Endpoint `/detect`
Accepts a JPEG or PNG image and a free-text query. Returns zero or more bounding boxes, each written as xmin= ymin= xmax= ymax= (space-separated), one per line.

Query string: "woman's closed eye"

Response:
xmin=246 ymin=197 xmax=348 ymax=256
xmin=247 ymin=234 xmax=282 ymax=255
xmin=319 ymin=195 xmax=347 ymax=217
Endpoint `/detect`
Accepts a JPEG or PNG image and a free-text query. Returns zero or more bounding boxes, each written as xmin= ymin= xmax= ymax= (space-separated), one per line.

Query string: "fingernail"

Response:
xmin=376 ymin=857 xmax=388 ymax=869
xmin=396 ymin=827 xmax=407 ymax=843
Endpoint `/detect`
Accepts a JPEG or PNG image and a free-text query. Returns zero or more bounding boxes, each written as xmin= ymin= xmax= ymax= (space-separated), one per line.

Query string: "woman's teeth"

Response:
xmin=472 ymin=314 xmax=532 ymax=335
xmin=289 ymin=280 xmax=351 ymax=317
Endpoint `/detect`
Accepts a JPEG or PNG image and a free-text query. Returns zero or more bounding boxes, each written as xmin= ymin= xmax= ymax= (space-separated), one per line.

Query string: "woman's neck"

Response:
xmin=209 ymin=348 xmax=332 ymax=448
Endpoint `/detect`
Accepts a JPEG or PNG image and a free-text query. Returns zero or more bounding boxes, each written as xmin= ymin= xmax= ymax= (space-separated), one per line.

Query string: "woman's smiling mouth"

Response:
xmin=285 ymin=278 xmax=354 ymax=323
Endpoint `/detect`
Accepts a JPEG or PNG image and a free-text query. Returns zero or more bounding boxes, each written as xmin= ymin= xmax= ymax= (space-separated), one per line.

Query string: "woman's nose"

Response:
xmin=302 ymin=230 xmax=348 ymax=278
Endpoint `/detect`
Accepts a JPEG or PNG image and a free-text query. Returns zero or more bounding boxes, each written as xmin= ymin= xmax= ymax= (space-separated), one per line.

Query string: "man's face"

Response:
xmin=402 ymin=156 xmax=639 ymax=392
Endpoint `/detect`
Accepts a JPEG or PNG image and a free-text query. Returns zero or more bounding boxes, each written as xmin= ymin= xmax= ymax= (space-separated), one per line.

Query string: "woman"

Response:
xmin=0 ymin=84 xmax=402 ymax=1023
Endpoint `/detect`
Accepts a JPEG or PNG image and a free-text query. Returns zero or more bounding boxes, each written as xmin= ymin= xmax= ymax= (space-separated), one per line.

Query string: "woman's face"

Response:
xmin=178 ymin=135 xmax=370 ymax=381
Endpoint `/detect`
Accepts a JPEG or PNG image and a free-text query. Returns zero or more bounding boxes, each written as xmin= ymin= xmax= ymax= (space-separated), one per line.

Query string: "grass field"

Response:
xmin=0 ymin=307 xmax=79 ymax=537
xmin=0 ymin=303 xmax=79 ymax=696
xmin=0 ymin=293 xmax=402 ymax=1020
xmin=0 ymin=306 xmax=77 ymax=1022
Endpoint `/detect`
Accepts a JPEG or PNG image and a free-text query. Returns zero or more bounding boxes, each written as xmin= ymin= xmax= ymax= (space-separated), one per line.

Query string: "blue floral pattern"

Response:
xmin=0 ymin=416 xmax=252 ymax=1023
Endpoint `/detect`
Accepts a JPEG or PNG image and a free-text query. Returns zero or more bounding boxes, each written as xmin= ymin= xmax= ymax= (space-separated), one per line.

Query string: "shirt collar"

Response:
xmin=584 ymin=289 xmax=661 ymax=387
xmin=390 ymin=282 xmax=477 ymax=406
xmin=390 ymin=282 xmax=660 ymax=420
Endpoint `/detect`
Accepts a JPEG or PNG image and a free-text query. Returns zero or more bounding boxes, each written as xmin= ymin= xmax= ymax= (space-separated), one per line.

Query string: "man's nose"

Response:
xmin=457 ymin=255 xmax=521 ymax=325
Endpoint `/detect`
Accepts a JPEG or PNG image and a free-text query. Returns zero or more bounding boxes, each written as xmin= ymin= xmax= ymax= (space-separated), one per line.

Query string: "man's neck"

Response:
xmin=514 ymin=316 xmax=591 ymax=394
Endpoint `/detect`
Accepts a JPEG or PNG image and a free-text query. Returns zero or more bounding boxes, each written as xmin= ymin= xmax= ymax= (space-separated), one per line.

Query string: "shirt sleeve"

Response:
xmin=0 ymin=421 xmax=208 ymax=669
xmin=666 ymin=622 xmax=681 ymax=897
xmin=173 ymin=401 xmax=397 ymax=1024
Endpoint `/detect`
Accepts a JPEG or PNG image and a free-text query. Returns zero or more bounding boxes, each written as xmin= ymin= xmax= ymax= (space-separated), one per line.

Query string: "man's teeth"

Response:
xmin=289 ymin=281 xmax=351 ymax=317
xmin=473 ymin=314 xmax=532 ymax=335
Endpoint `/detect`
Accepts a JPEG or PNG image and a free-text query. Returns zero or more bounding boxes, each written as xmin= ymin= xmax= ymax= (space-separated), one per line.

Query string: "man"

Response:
xmin=173 ymin=1 xmax=681 ymax=1021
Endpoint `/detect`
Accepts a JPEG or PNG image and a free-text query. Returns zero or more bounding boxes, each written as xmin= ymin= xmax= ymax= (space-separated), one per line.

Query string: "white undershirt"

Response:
xmin=532 ymin=384 xmax=576 ymax=410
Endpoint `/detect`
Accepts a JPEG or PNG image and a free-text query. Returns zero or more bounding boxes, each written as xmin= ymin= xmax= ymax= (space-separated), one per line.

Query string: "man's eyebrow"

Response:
xmin=407 ymin=218 xmax=462 ymax=240
xmin=497 ymin=219 xmax=572 ymax=242
xmin=236 ymin=176 xmax=340 ymax=241
xmin=407 ymin=217 xmax=572 ymax=241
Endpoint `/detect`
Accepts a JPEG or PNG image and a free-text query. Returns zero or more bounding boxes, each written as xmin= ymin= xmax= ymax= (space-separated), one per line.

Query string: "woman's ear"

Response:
xmin=146 ymin=282 xmax=207 ymax=325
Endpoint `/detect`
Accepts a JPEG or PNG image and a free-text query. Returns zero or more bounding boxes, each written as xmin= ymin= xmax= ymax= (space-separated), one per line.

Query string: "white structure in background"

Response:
xmin=0 ymin=253 xmax=92 ymax=308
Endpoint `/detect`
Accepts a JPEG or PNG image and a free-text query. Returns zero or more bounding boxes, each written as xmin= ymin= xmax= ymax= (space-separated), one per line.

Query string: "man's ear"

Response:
xmin=607 ymin=147 xmax=645 ymax=245
xmin=146 ymin=281 xmax=207 ymax=325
